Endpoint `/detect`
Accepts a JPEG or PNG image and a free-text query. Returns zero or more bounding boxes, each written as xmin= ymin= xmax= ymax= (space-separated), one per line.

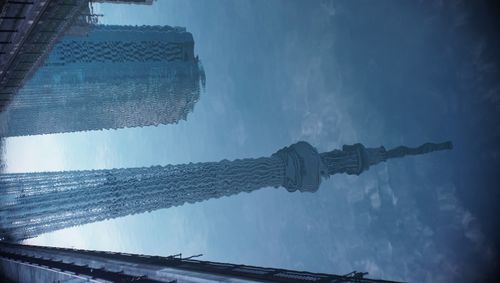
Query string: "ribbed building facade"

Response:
xmin=0 ymin=242 xmax=402 ymax=283
xmin=0 ymin=141 xmax=451 ymax=241
xmin=0 ymin=24 xmax=205 ymax=136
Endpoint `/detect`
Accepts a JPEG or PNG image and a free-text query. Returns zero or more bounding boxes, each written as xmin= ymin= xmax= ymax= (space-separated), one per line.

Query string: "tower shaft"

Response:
xmin=1 ymin=157 xmax=283 ymax=241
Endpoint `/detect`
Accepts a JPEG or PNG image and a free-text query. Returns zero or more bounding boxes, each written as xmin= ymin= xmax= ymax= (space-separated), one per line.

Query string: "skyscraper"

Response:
xmin=0 ymin=141 xmax=452 ymax=241
xmin=0 ymin=24 xmax=205 ymax=136
xmin=0 ymin=242 xmax=402 ymax=283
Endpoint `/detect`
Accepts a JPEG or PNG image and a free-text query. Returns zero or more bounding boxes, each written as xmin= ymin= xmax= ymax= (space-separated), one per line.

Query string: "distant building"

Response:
xmin=0 ymin=23 xmax=205 ymax=136
xmin=0 ymin=141 xmax=451 ymax=241
xmin=0 ymin=242 xmax=402 ymax=283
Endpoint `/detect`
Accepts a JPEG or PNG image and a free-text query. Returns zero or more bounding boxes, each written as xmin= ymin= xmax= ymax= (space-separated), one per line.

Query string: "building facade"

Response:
xmin=0 ymin=141 xmax=451 ymax=241
xmin=0 ymin=0 xmax=91 ymax=111
xmin=0 ymin=242 xmax=402 ymax=283
xmin=0 ymin=24 xmax=205 ymax=136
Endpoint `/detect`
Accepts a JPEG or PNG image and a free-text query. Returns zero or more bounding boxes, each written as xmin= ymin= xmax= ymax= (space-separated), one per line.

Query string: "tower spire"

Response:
xmin=385 ymin=141 xmax=453 ymax=159
xmin=318 ymin=141 xmax=452 ymax=178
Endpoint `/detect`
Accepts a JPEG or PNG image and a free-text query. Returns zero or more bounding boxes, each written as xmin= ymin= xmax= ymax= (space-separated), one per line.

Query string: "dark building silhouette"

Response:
xmin=0 ymin=242 xmax=403 ymax=283
xmin=0 ymin=141 xmax=451 ymax=241
xmin=1 ymin=0 xmax=101 ymax=111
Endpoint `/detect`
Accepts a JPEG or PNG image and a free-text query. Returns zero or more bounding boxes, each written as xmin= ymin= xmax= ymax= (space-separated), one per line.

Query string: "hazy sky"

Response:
xmin=2 ymin=1 xmax=498 ymax=282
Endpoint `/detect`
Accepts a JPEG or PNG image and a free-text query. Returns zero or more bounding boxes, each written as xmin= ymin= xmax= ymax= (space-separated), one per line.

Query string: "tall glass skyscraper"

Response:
xmin=0 ymin=24 xmax=205 ymax=136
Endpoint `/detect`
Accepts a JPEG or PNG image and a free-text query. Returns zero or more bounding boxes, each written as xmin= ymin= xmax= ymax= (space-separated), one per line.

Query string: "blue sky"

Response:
xmin=2 ymin=1 xmax=498 ymax=282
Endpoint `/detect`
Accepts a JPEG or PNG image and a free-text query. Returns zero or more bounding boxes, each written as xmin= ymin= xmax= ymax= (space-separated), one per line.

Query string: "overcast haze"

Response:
xmin=2 ymin=1 xmax=499 ymax=282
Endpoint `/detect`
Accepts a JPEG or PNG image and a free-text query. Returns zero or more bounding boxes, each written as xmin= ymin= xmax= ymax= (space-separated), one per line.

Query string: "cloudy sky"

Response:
xmin=2 ymin=1 xmax=499 ymax=282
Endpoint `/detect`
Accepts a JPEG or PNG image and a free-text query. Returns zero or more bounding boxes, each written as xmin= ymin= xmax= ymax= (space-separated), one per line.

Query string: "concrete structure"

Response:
xmin=0 ymin=141 xmax=452 ymax=241
xmin=0 ymin=242 xmax=403 ymax=283
xmin=0 ymin=0 xmax=90 ymax=111
xmin=0 ymin=0 xmax=153 ymax=110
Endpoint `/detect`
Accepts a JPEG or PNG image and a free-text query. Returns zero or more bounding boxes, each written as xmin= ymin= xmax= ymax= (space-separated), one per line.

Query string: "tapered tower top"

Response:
xmin=274 ymin=141 xmax=453 ymax=193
